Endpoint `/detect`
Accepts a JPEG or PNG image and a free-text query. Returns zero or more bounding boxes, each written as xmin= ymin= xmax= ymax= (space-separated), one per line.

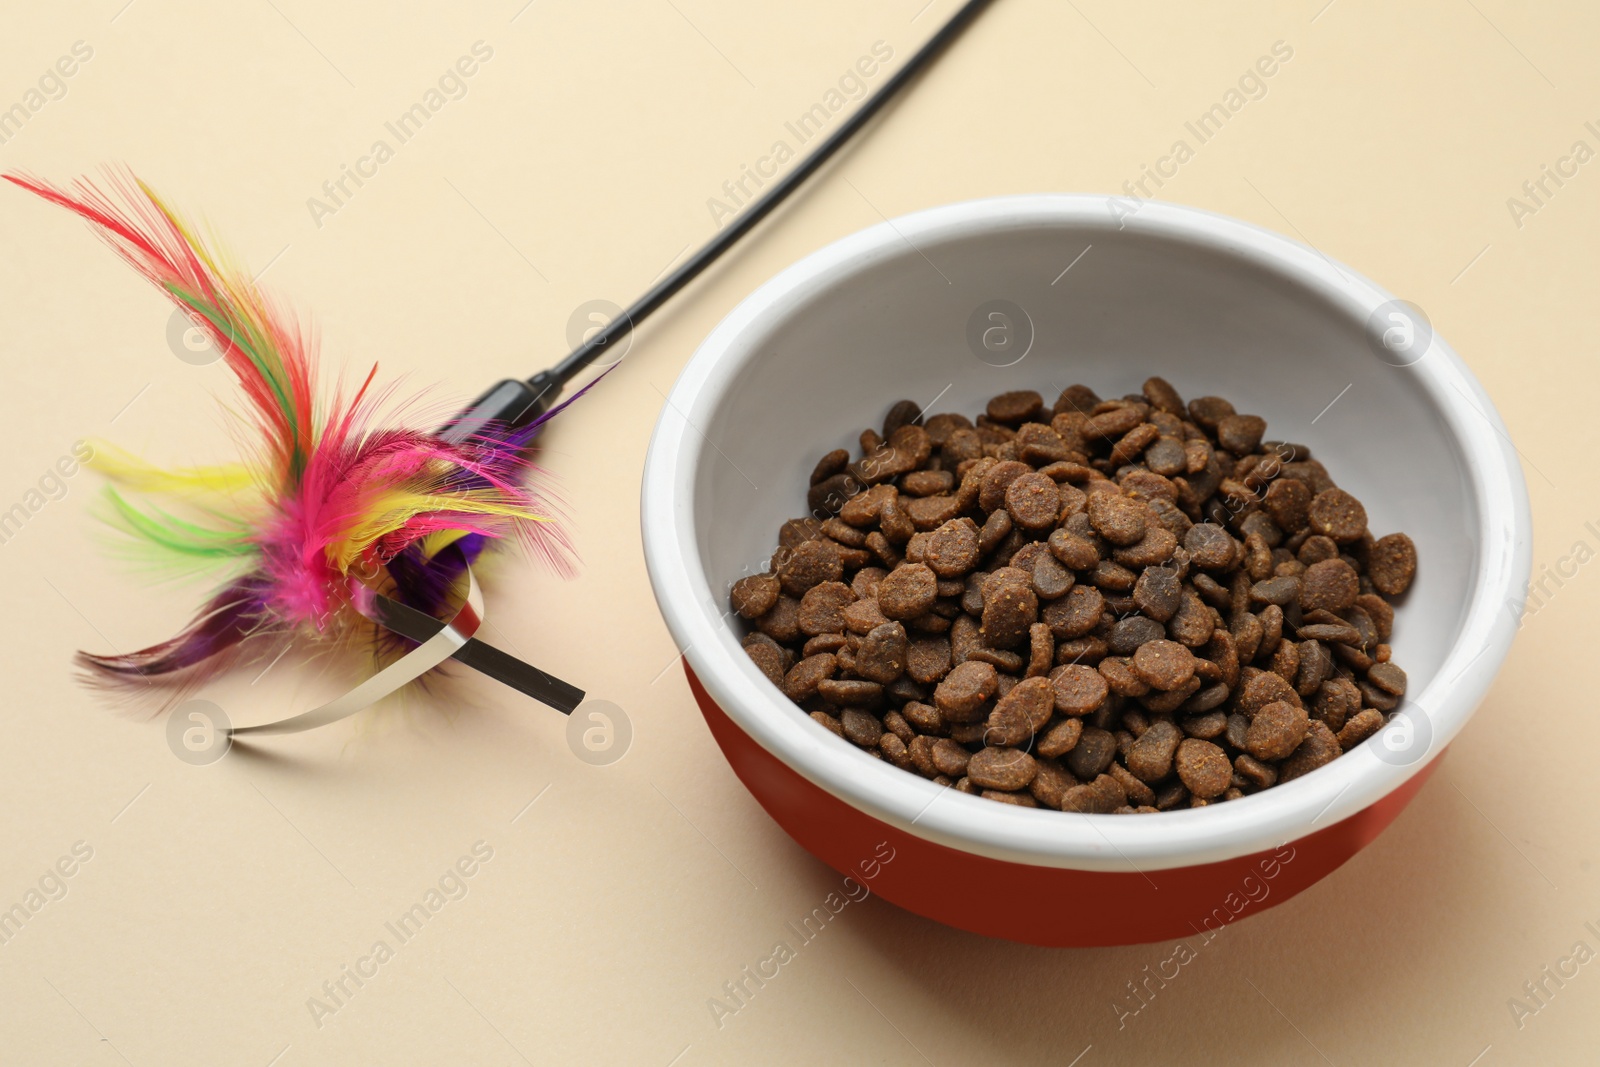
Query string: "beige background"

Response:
xmin=0 ymin=0 xmax=1593 ymax=1063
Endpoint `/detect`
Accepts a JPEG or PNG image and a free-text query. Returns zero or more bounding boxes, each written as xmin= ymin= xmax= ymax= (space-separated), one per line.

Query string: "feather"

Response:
xmin=5 ymin=168 xmax=576 ymax=686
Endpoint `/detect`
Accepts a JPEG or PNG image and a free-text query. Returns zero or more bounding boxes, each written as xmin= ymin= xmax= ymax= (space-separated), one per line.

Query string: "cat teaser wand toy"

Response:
xmin=6 ymin=0 xmax=993 ymax=737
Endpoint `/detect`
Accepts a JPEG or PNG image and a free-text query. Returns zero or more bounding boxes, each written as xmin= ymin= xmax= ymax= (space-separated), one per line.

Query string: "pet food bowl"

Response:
xmin=641 ymin=195 xmax=1530 ymax=946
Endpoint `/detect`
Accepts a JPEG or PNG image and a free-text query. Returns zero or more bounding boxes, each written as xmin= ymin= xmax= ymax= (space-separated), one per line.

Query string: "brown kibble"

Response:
xmin=731 ymin=573 xmax=780 ymax=619
xmin=924 ymin=518 xmax=981 ymax=577
xmin=1237 ymin=670 xmax=1301 ymax=716
xmin=1132 ymin=565 xmax=1182 ymax=622
xmin=1028 ymin=759 xmax=1076 ymax=808
xmin=1184 ymin=523 xmax=1236 ymax=570
xmin=1145 ymin=435 xmax=1188 ymax=476
xmin=1060 ymin=774 xmax=1127 ymax=813
xmin=809 ymin=710 xmax=844 ymax=738
xmin=1187 ymin=396 xmax=1235 ymax=432
xmin=743 ymin=638 xmax=787 ymax=688
xmin=1131 ymin=640 xmax=1197 ymax=691
xmin=1175 ymin=738 xmax=1232 ymax=798
xmin=1263 ymin=477 xmax=1311 ymax=533
xmin=1051 ymin=663 xmax=1110 ymax=716
xmin=906 ymin=636 xmax=953 ymax=685
xmin=1066 ymin=726 xmax=1117 ymax=780
xmin=1037 ymin=717 xmax=1085 ymax=759
xmin=1308 ymin=488 xmax=1368 ymax=543
xmin=877 ymin=563 xmax=938 ymax=620
xmin=931 ymin=738 xmax=972 ymax=777
xmin=1245 ymin=700 xmax=1309 ymax=761
xmin=797 ymin=581 xmax=856 ymax=635
xmin=934 ymin=660 xmax=998 ymax=722
xmin=840 ymin=708 xmax=883 ymax=747
xmin=817 ymin=679 xmax=884 ymax=706
xmin=1366 ymin=661 xmax=1407 ymax=696
xmin=754 ymin=595 xmax=802 ymax=642
xmin=1338 ymin=707 xmax=1385 ymax=749
xmin=987 ymin=390 xmax=1044 ymax=425
xmin=1086 ymin=492 xmax=1147 ymax=546
xmin=986 ymin=676 xmax=1056 ymax=745
xmin=1043 ymin=585 xmax=1105 ymax=639
xmin=1234 ymin=753 xmax=1277 ymax=789
xmin=856 ymin=622 xmax=909 ymax=684
xmin=1369 ymin=533 xmax=1418 ymax=596
xmin=742 ymin=379 xmax=1417 ymax=815
xmin=1216 ymin=413 xmax=1266 ymax=453
xmin=967 ymin=747 xmax=1039 ymax=790
xmin=778 ymin=538 xmax=843 ymax=596
xmin=1004 ymin=472 xmax=1062 ymax=532
xmin=784 ymin=653 xmax=837 ymax=701
xmin=1127 ymin=720 xmax=1183 ymax=782
xmin=1142 ymin=376 xmax=1185 ymax=415
xmin=1279 ymin=721 xmax=1341 ymax=781
xmin=1300 ymin=558 xmax=1359 ymax=614
xmin=810 ymin=449 xmax=850 ymax=486
xmin=1048 ymin=528 xmax=1101 ymax=570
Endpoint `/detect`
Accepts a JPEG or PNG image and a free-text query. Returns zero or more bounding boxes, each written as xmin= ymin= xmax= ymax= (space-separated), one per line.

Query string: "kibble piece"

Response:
xmin=1216 ymin=414 xmax=1267 ymax=455
xmin=877 ymin=563 xmax=938 ymax=620
xmin=856 ymin=622 xmax=909 ymax=684
xmin=1133 ymin=565 xmax=1182 ymax=623
xmin=1048 ymin=528 xmax=1101 ymax=570
xmin=1065 ymin=726 xmax=1117 ymax=780
xmin=1049 ymin=663 xmax=1108 ymax=717
xmin=981 ymin=573 xmax=1038 ymax=649
xmin=1234 ymin=753 xmax=1277 ymax=790
xmin=1262 ymin=478 xmax=1311 ymax=533
xmin=810 ymin=449 xmax=850 ymax=486
xmin=1366 ymin=661 xmax=1407 ymax=696
xmin=1308 ymin=488 xmax=1368 ymax=543
xmin=1030 ymin=553 xmax=1075 ymax=601
xmin=797 ymin=581 xmax=856 ymax=636
xmin=1127 ymin=720 xmax=1183 ymax=782
xmin=986 ymin=676 xmax=1056 ymax=745
xmin=1086 ymin=492 xmax=1147 ymax=546
xmin=1187 ymin=396 xmax=1235 ymax=432
xmin=906 ymin=636 xmax=953 ymax=685
xmin=1107 ymin=615 xmax=1165 ymax=656
xmin=929 ymin=737 xmax=971 ymax=777
xmin=1184 ymin=523 xmax=1236 ymax=570
xmin=923 ymin=518 xmax=981 ymax=578
xmin=778 ymin=539 xmax=844 ymax=596
xmin=1174 ymin=738 xmax=1232 ymax=799
xmin=1060 ymin=774 xmax=1127 ymax=813
xmin=1043 ymin=585 xmax=1105 ymax=639
xmin=817 ymin=679 xmax=884 ymax=706
xmin=743 ymin=638 xmax=788 ymax=688
xmin=1037 ymin=717 xmax=1085 ymax=759
xmin=967 ymin=747 xmax=1039 ymax=790
xmin=987 ymin=390 xmax=1044 ymax=425
xmin=754 ymin=596 xmax=802 ymax=642
xmin=1368 ymin=533 xmax=1418 ymax=596
xmin=1244 ymin=700 xmax=1309 ymax=761
xmin=840 ymin=708 xmax=883 ymax=747
xmin=784 ymin=653 xmax=837 ymax=701
xmin=1131 ymin=640 xmax=1197 ymax=691
xmin=1338 ymin=708 xmax=1386 ymax=749
xmin=934 ymin=660 xmax=998 ymax=722
xmin=1279 ymin=721 xmax=1341 ymax=781
xmin=1005 ymin=472 xmax=1062 ymax=532
xmin=1145 ymin=435 xmax=1188 ymax=477
xmin=731 ymin=574 xmax=781 ymax=619
xmin=1300 ymin=559 xmax=1359 ymax=614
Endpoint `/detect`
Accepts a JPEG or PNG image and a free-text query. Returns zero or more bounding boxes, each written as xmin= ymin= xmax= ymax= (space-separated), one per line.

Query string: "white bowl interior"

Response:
xmin=645 ymin=196 xmax=1528 ymax=871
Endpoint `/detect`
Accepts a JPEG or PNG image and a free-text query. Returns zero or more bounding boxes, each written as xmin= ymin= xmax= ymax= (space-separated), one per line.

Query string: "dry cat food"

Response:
xmin=731 ymin=379 xmax=1418 ymax=814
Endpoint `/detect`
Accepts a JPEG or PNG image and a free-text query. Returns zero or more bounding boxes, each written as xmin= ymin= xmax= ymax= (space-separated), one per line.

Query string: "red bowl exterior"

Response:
xmin=687 ymin=665 xmax=1439 ymax=947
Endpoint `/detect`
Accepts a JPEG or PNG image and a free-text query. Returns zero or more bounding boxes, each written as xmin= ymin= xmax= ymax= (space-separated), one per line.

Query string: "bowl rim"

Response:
xmin=640 ymin=193 xmax=1532 ymax=872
